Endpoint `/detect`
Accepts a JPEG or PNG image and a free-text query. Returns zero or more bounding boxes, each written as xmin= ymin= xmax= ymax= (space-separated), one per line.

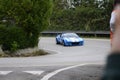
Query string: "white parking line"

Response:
xmin=0 ymin=71 xmax=13 ymax=75
xmin=23 ymin=71 xmax=44 ymax=75
xmin=40 ymin=63 xmax=98 ymax=80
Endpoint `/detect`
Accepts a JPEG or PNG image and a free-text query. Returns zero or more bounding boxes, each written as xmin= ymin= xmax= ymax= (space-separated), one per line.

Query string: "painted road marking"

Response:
xmin=0 ymin=71 xmax=12 ymax=75
xmin=23 ymin=71 xmax=44 ymax=75
xmin=41 ymin=63 xmax=98 ymax=80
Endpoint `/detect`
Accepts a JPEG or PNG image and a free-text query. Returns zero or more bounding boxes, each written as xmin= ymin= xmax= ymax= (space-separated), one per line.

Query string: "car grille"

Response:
xmin=71 ymin=41 xmax=83 ymax=46
xmin=71 ymin=42 xmax=80 ymax=45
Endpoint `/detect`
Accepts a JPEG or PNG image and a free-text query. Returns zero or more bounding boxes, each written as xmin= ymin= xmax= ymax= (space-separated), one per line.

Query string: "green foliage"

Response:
xmin=0 ymin=25 xmax=7 ymax=44
xmin=0 ymin=26 xmax=26 ymax=52
xmin=11 ymin=41 xmax=19 ymax=52
xmin=48 ymin=0 xmax=113 ymax=31
xmin=0 ymin=0 xmax=53 ymax=52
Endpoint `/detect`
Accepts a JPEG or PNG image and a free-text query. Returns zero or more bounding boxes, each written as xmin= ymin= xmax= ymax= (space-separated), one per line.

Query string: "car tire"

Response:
xmin=56 ymin=39 xmax=60 ymax=44
xmin=63 ymin=40 xmax=66 ymax=46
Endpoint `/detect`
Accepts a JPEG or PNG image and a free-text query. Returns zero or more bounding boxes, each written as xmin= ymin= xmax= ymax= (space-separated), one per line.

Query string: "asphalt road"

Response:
xmin=39 ymin=37 xmax=110 ymax=65
xmin=0 ymin=37 xmax=110 ymax=80
xmin=0 ymin=64 xmax=104 ymax=80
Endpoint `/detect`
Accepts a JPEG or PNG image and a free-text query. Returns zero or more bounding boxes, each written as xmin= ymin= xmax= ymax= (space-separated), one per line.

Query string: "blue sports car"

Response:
xmin=56 ymin=33 xmax=84 ymax=46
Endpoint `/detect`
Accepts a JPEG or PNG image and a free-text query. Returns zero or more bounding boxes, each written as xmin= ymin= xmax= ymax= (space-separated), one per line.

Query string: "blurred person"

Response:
xmin=102 ymin=2 xmax=120 ymax=80
xmin=110 ymin=0 xmax=120 ymax=45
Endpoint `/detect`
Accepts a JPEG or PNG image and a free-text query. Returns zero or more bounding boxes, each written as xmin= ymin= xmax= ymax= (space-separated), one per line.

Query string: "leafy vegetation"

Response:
xmin=48 ymin=0 xmax=113 ymax=31
xmin=0 ymin=0 xmax=53 ymax=52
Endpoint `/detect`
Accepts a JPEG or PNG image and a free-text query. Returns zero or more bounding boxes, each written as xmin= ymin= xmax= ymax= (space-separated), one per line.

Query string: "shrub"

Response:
xmin=0 ymin=25 xmax=7 ymax=44
xmin=0 ymin=26 xmax=27 ymax=52
xmin=0 ymin=0 xmax=53 ymax=52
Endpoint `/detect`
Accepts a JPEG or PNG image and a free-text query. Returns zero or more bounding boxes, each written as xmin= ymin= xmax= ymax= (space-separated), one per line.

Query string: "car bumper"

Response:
xmin=65 ymin=41 xmax=84 ymax=46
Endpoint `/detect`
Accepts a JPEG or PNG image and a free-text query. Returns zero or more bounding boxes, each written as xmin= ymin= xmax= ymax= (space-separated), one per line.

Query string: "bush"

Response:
xmin=0 ymin=26 xmax=27 ymax=52
xmin=0 ymin=25 xmax=7 ymax=44
xmin=0 ymin=0 xmax=53 ymax=52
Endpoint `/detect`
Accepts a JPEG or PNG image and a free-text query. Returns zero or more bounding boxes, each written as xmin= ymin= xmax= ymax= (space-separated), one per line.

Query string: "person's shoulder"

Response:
xmin=111 ymin=10 xmax=116 ymax=16
xmin=112 ymin=8 xmax=120 ymax=18
xmin=113 ymin=10 xmax=117 ymax=13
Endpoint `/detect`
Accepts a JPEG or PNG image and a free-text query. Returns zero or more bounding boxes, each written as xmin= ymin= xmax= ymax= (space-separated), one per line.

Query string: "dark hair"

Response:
xmin=114 ymin=0 xmax=120 ymax=6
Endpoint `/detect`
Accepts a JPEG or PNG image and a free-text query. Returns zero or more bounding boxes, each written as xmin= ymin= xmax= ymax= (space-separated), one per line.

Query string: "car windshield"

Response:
xmin=62 ymin=33 xmax=79 ymax=38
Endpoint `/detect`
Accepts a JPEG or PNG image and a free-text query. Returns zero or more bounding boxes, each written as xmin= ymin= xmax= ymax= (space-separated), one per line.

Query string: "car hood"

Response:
xmin=64 ymin=37 xmax=83 ymax=42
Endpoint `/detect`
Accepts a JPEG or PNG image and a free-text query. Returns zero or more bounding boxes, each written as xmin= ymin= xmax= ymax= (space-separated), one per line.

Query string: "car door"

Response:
xmin=59 ymin=34 xmax=64 ymax=43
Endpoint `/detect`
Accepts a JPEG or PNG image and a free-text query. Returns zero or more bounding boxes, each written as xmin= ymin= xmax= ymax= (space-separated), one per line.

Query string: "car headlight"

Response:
xmin=79 ymin=38 xmax=83 ymax=41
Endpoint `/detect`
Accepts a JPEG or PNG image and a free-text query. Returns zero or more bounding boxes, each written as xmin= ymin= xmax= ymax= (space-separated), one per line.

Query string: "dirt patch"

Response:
xmin=0 ymin=48 xmax=49 ymax=57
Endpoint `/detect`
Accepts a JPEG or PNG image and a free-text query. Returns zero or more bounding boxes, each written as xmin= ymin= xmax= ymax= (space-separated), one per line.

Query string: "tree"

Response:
xmin=0 ymin=0 xmax=53 ymax=52
xmin=48 ymin=0 xmax=113 ymax=31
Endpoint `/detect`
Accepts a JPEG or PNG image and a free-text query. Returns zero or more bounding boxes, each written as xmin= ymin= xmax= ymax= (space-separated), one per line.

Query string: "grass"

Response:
xmin=0 ymin=49 xmax=48 ymax=57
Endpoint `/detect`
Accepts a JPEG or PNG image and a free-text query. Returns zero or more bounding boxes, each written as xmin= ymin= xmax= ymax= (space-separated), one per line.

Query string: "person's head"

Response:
xmin=114 ymin=0 xmax=120 ymax=7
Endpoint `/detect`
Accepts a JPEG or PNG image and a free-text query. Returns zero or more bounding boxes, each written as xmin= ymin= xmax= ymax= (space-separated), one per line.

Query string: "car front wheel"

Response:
xmin=56 ymin=39 xmax=60 ymax=44
xmin=63 ymin=40 xmax=66 ymax=46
